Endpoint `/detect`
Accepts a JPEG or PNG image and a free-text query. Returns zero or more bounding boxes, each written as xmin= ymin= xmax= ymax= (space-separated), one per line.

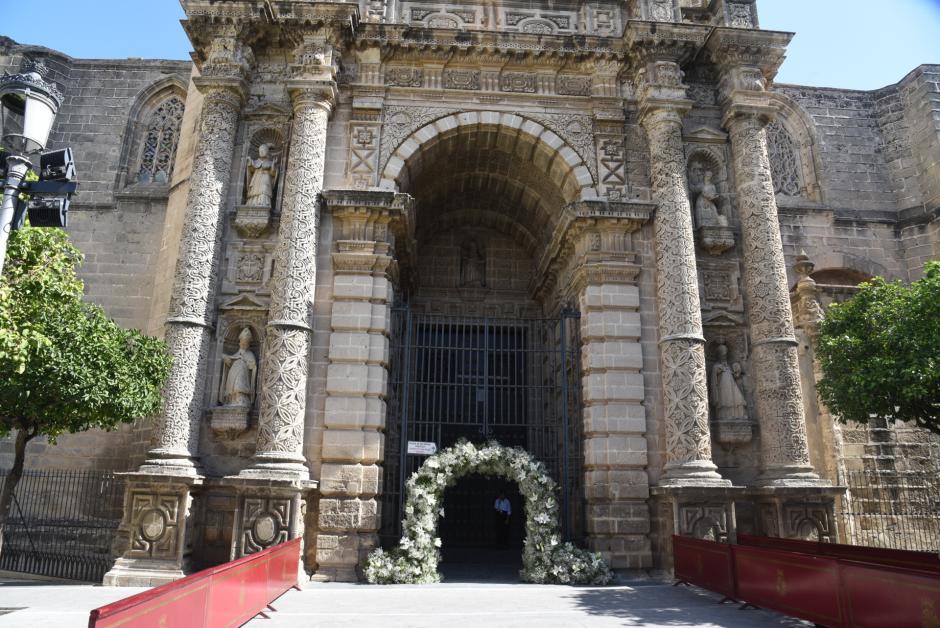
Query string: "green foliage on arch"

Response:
xmin=365 ymin=440 xmax=613 ymax=585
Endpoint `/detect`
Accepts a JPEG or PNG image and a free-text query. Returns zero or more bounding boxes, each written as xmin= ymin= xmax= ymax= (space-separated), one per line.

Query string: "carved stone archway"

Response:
xmin=365 ymin=441 xmax=613 ymax=585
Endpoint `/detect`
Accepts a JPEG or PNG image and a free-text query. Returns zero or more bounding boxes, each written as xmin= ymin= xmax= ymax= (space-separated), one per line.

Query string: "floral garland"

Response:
xmin=365 ymin=440 xmax=614 ymax=585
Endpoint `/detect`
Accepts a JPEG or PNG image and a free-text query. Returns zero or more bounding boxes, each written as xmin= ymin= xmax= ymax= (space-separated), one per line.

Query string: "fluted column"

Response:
xmin=141 ymin=79 xmax=245 ymax=475
xmin=723 ymin=109 xmax=821 ymax=485
xmin=638 ymin=66 xmax=727 ymax=487
xmin=242 ymin=84 xmax=335 ymax=479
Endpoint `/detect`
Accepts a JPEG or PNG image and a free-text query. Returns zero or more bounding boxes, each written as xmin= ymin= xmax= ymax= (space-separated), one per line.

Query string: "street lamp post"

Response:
xmin=0 ymin=69 xmax=63 ymax=276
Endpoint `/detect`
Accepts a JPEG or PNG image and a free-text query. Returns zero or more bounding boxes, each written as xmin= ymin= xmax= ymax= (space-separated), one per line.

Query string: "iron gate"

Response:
xmin=380 ymin=308 xmax=584 ymax=547
xmin=0 ymin=469 xmax=125 ymax=582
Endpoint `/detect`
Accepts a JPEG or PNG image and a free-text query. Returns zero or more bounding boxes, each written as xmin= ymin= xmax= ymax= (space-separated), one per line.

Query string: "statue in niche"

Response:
xmin=219 ymin=327 xmax=257 ymax=408
xmin=459 ymin=240 xmax=486 ymax=288
xmin=245 ymin=143 xmax=278 ymax=208
xmin=710 ymin=343 xmax=747 ymax=421
xmin=694 ymin=170 xmax=728 ymax=227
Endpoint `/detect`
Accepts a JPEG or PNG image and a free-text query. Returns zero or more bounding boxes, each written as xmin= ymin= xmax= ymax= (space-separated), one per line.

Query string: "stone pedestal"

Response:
xmin=104 ymin=473 xmax=202 ymax=586
xmin=233 ymin=204 xmax=271 ymax=238
xmin=750 ymin=486 xmax=844 ymax=542
xmin=314 ymin=190 xmax=413 ymax=582
xmin=651 ymin=485 xmax=745 ymax=571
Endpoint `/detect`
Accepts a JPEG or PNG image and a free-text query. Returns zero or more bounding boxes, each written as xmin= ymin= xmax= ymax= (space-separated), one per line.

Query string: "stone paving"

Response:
xmin=246 ymin=578 xmax=810 ymax=628
xmin=0 ymin=571 xmax=810 ymax=627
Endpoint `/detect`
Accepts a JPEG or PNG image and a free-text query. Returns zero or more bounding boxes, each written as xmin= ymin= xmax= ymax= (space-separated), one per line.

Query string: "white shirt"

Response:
xmin=494 ymin=497 xmax=511 ymax=515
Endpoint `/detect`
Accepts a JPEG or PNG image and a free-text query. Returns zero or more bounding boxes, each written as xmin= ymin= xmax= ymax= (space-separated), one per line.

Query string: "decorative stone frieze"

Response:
xmin=241 ymin=39 xmax=338 ymax=481
xmin=316 ymin=189 xmax=414 ymax=582
xmin=709 ymin=28 xmax=826 ymax=487
xmin=140 ymin=29 xmax=251 ymax=476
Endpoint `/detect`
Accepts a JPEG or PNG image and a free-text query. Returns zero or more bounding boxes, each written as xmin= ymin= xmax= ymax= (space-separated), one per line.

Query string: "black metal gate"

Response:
xmin=380 ymin=308 xmax=584 ymax=547
xmin=0 ymin=469 xmax=125 ymax=582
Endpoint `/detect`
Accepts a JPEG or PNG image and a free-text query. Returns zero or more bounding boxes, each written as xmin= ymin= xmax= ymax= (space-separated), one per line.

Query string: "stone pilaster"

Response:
xmin=632 ymin=44 xmax=727 ymax=487
xmin=242 ymin=45 xmax=338 ymax=480
xmin=315 ymin=190 xmax=413 ymax=582
xmin=141 ymin=49 xmax=250 ymax=476
xmin=709 ymin=28 xmax=825 ymax=487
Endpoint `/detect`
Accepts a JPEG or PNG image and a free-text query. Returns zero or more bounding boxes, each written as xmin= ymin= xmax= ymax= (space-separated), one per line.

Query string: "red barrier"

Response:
xmin=672 ymin=535 xmax=940 ymax=628
xmin=738 ymin=533 xmax=940 ymax=573
xmin=732 ymin=543 xmax=845 ymax=627
xmin=88 ymin=538 xmax=301 ymax=628
xmin=840 ymin=560 xmax=940 ymax=628
xmin=672 ymin=535 xmax=737 ymax=600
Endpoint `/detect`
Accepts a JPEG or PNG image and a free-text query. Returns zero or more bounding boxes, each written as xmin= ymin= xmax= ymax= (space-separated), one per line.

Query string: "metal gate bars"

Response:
xmin=0 ymin=469 xmax=125 ymax=582
xmin=380 ymin=308 xmax=584 ymax=547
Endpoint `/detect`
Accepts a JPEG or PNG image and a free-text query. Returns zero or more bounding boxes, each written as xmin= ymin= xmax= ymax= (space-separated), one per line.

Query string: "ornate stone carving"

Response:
xmin=219 ymin=327 xmax=257 ymax=408
xmin=528 ymin=112 xmax=598 ymax=182
xmin=725 ymin=111 xmax=820 ymax=485
xmin=443 ymin=69 xmax=480 ymax=90
xmin=385 ymin=67 xmax=422 ymax=87
xmin=348 ymin=125 xmax=380 ymax=190
xmin=245 ymin=142 xmax=278 ymax=208
xmin=649 ymin=0 xmax=675 ymax=22
xmin=765 ymin=120 xmax=803 ymax=197
xmin=640 ymin=102 xmax=727 ymax=487
xmin=241 ymin=497 xmax=291 ymax=553
xmin=236 ymin=252 xmax=264 ymax=283
xmin=137 ymin=95 xmax=185 ymax=184
xmin=598 ymin=137 xmax=627 ymax=200
xmin=128 ymin=492 xmax=182 ymax=558
xmin=500 ymin=72 xmax=536 ymax=93
xmin=379 ymin=106 xmax=459 ymax=175
xmin=556 ymin=75 xmax=591 ymax=96
xmin=459 ymin=239 xmax=486 ymax=288
xmin=248 ymin=85 xmax=333 ymax=479
xmin=144 ymin=79 xmax=244 ymax=474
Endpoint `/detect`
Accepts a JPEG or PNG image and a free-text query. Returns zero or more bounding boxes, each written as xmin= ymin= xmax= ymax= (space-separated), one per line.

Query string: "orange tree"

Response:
xmin=0 ymin=226 xmax=170 ymax=551
xmin=816 ymin=261 xmax=940 ymax=436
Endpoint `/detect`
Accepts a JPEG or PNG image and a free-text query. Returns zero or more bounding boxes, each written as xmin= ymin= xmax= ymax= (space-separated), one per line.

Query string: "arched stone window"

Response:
xmin=136 ymin=95 xmax=185 ymax=184
xmin=765 ymin=119 xmax=803 ymax=197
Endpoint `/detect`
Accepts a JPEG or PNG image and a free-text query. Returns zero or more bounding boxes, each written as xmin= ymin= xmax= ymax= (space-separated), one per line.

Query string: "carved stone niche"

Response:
xmin=210 ymin=309 xmax=265 ymax=439
xmin=705 ymin=332 xmax=753 ymax=445
xmin=235 ymin=127 xmax=285 ymax=238
xmin=687 ymin=146 xmax=735 ymax=256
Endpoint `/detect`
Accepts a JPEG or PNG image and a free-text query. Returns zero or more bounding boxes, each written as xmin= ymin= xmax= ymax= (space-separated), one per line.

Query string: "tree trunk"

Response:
xmin=0 ymin=428 xmax=33 ymax=558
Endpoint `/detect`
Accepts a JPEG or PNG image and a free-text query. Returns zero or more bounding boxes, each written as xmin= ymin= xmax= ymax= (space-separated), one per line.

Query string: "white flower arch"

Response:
xmin=365 ymin=441 xmax=613 ymax=585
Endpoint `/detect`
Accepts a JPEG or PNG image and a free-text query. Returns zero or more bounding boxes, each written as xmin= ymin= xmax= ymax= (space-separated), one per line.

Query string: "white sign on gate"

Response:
xmin=407 ymin=441 xmax=438 ymax=456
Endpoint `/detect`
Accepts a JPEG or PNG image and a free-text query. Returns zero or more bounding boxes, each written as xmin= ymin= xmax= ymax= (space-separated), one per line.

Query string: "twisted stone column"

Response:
xmin=724 ymin=111 xmax=820 ymax=485
xmin=242 ymin=86 xmax=334 ymax=479
xmin=141 ymin=82 xmax=244 ymax=475
xmin=641 ymin=106 xmax=727 ymax=487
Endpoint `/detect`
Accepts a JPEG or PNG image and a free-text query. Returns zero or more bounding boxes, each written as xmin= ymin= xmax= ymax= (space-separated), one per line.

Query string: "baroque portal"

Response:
xmin=10 ymin=0 xmax=936 ymax=587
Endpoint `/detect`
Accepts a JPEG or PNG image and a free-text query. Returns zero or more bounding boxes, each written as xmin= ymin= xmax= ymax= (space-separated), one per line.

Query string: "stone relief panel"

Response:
xmin=240 ymin=496 xmax=293 ymax=554
xmin=127 ymin=491 xmax=185 ymax=559
xmin=765 ymin=120 xmax=804 ymax=198
xmin=385 ymin=66 xmax=423 ymax=87
xmin=379 ymin=105 xmax=460 ymax=174
xmin=597 ymin=130 xmax=627 ymax=201
xmin=347 ymin=124 xmax=381 ymax=189
xmin=556 ymin=75 xmax=592 ymax=96
xmin=443 ymin=68 xmax=481 ymax=90
xmin=679 ymin=504 xmax=730 ymax=542
xmin=528 ymin=112 xmax=598 ymax=183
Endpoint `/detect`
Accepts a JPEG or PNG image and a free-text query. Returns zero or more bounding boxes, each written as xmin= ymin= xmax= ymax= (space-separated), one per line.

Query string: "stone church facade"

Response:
xmin=1 ymin=0 xmax=938 ymax=584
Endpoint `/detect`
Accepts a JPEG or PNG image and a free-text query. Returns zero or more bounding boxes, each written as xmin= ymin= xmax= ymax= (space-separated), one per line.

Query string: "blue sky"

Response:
xmin=3 ymin=1 xmax=939 ymax=90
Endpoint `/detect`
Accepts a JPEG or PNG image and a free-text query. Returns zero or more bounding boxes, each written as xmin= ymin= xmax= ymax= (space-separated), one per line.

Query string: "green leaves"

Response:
xmin=816 ymin=261 xmax=940 ymax=435
xmin=0 ymin=226 xmax=171 ymax=439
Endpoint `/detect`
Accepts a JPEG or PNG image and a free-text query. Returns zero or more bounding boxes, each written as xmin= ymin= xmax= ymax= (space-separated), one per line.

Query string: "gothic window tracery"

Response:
xmin=137 ymin=96 xmax=185 ymax=184
xmin=765 ymin=120 xmax=803 ymax=197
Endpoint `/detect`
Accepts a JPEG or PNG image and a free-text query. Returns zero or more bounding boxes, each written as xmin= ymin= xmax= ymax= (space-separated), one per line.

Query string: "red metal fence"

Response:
xmin=673 ymin=534 xmax=940 ymax=628
xmin=88 ymin=538 xmax=301 ymax=628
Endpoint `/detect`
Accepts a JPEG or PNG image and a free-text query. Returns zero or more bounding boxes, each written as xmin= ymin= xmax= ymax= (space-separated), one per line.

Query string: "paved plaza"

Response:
xmin=0 ymin=572 xmax=809 ymax=628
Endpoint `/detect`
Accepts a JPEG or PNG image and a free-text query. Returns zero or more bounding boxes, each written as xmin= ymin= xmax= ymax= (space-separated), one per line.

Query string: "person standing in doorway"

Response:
xmin=494 ymin=492 xmax=511 ymax=547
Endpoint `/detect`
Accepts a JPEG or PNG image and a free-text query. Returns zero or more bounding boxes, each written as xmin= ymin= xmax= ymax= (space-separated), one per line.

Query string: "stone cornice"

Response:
xmin=323 ymin=189 xmax=416 ymax=265
xmin=533 ymin=199 xmax=655 ymax=300
xmin=705 ymin=27 xmax=793 ymax=81
xmin=625 ymin=20 xmax=710 ymax=66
